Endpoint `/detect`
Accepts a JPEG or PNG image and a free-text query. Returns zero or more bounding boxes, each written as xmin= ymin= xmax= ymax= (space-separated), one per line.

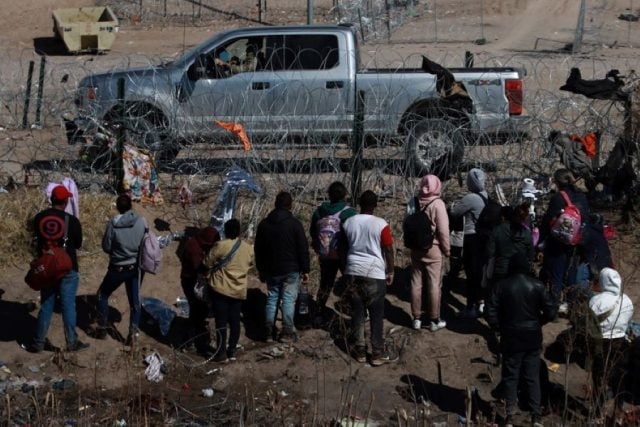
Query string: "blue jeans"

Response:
xmin=97 ymin=266 xmax=141 ymax=334
xmin=265 ymin=272 xmax=300 ymax=334
xmin=344 ymin=275 xmax=386 ymax=356
xmin=35 ymin=270 xmax=79 ymax=348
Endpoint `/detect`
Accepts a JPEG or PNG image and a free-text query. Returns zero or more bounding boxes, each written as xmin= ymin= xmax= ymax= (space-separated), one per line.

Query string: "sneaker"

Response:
xmin=197 ymin=346 xmax=216 ymax=359
xmin=213 ymin=351 xmax=228 ymax=363
xmin=477 ymin=302 xmax=485 ymax=315
xmin=429 ymin=319 xmax=447 ymax=332
xmin=66 ymin=340 xmax=90 ymax=352
xmin=264 ymin=325 xmax=275 ymax=343
xmin=412 ymin=318 xmax=422 ymax=330
xmin=370 ymin=351 xmax=398 ymax=367
xmin=24 ymin=343 xmax=44 ymax=354
xmin=558 ymin=302 xmax=569 ymax=315
xmin=353 ymin=346 xmax=367 ymax=363
xmin=227 ymin=350 xmax=237 ymax=361
xmin=278 ymin=332 xmax=298 ymax=343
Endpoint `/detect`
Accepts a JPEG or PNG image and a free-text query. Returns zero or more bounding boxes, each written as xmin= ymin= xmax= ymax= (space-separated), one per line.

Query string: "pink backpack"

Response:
xmin=550 ymin=191 xmax=582 ymax=245
xmin=140 ymin=219 xmax=162 ymax=274
xmin=316 ymin=207 xmax=347 ymax=259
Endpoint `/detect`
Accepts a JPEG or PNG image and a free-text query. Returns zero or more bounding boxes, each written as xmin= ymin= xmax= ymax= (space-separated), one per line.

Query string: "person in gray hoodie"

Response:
xmin=95 ymin=194 xmax=147 ymax=345
xmin=450 ymin=168 xmax=489 ymax=318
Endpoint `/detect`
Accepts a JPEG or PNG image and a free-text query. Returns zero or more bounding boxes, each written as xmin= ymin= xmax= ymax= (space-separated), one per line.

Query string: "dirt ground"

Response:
xmin=1 ymin=0 xmax=640 ymax=425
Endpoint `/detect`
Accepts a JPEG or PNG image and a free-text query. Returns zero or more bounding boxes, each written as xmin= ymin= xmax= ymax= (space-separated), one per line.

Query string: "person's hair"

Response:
xmin=328 ymin=181 xmax=347 ymax=203
xmin=358 ymin=190 xmax=377 ymax=210
xmin=224 ymin=218 xmax=241 ymax=239
xmin=512 ymin=201 xmax=530 ymax=223
xmin=116 ymin=194 xmax=132 ymax=214
xmin=275 ymin=191 xmax=293 ymax=210
xmin=553 ymin=168 xmax=575 ymax=189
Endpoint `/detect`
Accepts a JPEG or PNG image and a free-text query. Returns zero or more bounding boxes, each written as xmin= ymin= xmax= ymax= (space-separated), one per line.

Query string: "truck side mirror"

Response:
xmin=187 ymin=53 xmax=208 ymax=81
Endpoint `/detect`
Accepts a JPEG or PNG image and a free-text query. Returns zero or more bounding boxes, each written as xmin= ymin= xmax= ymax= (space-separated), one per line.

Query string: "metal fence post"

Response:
xmin=34 ymin=56 xmax=46 ymax=128
xmin=351 ymin=90 xmax=365 ymax=205
xmin=21 ymin=60 xmax=35 ymax=129
xmin=307 ymin=0 xmax=313 ymax=24
xmin=573 ymin=0 xmax=585 ymax=54
xmin=115 ymin=78 xmax=126 ymax=192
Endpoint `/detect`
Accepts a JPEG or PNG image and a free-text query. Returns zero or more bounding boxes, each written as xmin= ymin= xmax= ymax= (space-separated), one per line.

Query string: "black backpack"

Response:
xmin=403 ymin=198 xmax=436 ymax=250
xmin=475 ymin=194 xmax=503 ymax=239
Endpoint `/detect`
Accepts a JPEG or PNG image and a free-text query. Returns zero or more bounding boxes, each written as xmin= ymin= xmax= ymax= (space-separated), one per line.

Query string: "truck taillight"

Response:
xmin=505 ymin=79 xmax=522 ymax=116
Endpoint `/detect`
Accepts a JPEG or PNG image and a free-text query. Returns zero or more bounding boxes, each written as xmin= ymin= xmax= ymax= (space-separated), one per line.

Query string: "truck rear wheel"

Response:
xmin=405 ymin=118 xmax=464 ymax=179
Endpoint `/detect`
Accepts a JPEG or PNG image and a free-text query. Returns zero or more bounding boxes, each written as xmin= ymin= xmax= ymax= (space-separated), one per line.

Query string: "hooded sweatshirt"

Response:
xmin=409 ymin=175 xmax=451 ymax=256
xmin=451 ymin=168 xmax=489 ymax=235
xmin=589 ymin=268 xmax=634 ymax=340
xmin=255 ymin=208 xmax=310 ymax=277
xmin=102 ymin=210 xmax=147 ymax=266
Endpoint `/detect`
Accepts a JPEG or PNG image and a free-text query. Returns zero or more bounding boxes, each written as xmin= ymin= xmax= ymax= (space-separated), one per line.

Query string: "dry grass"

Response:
xmin=0 ymin=188 xmax=113 ymax=270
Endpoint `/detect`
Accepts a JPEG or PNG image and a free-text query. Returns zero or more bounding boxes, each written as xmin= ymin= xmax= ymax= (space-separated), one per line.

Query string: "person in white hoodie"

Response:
xmin=588 ymin=267 xmax=634 ymax=416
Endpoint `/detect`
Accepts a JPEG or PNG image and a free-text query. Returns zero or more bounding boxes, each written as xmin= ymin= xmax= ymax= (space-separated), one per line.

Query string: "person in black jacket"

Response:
xmin=255 ymin=191 xmax=310 ymax=343
xmin=539 ymin=169 xmax=590 ymax=306
xmin=486 ymin=252 xmax=557 ymax=427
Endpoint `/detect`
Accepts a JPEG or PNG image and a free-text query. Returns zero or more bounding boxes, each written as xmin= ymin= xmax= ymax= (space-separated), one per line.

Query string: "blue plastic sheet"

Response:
xmin=142 ymin=297 xmax=176 ymax=336
xmin=210 ymin=166 xmax=261 ymax=236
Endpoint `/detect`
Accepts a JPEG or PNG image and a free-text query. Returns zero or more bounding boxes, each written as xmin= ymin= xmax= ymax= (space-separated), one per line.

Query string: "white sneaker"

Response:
xmin=429 ymin=320 xmax=447 ymax=332
xmin=558 ymin=302 xmax=568 ymax=315
xmin=412 ymin=318 xmax=422 ymax=330
xmin=478 ymin=302 xmax=485 ymax=315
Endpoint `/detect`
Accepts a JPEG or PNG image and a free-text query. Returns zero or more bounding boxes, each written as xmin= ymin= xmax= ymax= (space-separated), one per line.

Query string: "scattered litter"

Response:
xmin=548 ymin=363 xmax=561 ymax=373
xmin=52 ymin=379 xmax=76 ymax=390
xmin=63 ymin=420 xmax=77 ymax=427
xmin=182 ymin=383 xmax=190 ymax=390
xmin=206 ymin=368 xmax=222 ymax=375
xmin=78 ymin=405 xmax=90 ymax=412
xmin=279 ymin=390 xmax=288 ymax=397
xmin=619 ymin=13 xmax=639 ymax=22
xmin=114 ymin=419 xmax=127 ymax=427
xmin=175 ymin=297 xmax=190 ymax=317
xmin=0 ymin=365 xmax=11 ymax=374
xmin=142 ymin=298 xmax=176 ymax=336
xmin=0 ymin=187 xmax=7 ymax=194
xmin=28 ymin=365 xmax=40 ymax=373
xmin=336 ymin=416 xmax=379 ymax=427
xmin=201 ymin=388 xmax=214 ymax=398
xmin=144 ymin=352 xmax=165 ymax=382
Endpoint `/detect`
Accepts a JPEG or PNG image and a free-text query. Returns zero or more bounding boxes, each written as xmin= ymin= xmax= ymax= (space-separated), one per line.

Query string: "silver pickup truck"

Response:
xmin=73 ymin=24 xmax=527 ymax=177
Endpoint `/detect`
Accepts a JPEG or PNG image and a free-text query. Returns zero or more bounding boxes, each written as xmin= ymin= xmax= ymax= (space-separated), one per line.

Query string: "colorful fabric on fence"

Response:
xmin=122 ymin=145 xmax=163 ymax=205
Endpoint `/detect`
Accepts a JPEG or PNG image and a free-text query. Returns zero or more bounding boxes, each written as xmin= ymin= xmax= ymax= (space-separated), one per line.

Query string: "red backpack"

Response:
xmin=25 ymin=215 xmax=73 ymax=291
xmin=549 ymin=191 xmax=582 ymax=245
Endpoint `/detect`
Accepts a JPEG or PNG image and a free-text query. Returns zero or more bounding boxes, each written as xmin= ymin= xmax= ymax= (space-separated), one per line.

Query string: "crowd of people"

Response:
xmin=25 ymin=168 xmax=637 ymax=424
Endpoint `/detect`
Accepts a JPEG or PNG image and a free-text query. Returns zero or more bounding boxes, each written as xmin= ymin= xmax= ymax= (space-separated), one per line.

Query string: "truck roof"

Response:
xmin=216 ymin=24 xmax=356 ymax=37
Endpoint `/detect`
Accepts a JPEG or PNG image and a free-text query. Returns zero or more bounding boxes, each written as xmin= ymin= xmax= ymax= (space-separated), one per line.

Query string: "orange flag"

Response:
xmin=214 ymin=120 xmax=251 ymax=151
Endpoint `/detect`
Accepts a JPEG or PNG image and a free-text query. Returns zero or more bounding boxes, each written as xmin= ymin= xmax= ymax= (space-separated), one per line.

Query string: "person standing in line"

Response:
xmin=539 ymin=169 xmax=590 ymax=312
xmin=450 ymin=167 xmax=489 ymax=318
xmin=309 ymin=181 xmax=357 ymax=326
xmin=254 ymin=191 xmax=310 ymax=343
xmin=342 ymin=190 xmax=395 ymax=366
xmin=95 ymin=194 xmax=147 ymax=346
xmin=486 ymin=252 xmax=557 ymax=427
xmin=409 ymin=175 xmax=450 ymax=332
xmin=206 ymin=219 xmax=254 ymax=362
xmin=27 ymin=185 xmax=89 ymax=353
xmin=588 ymin=267 xmax=634 ymax=417
xmin=178 ymin=226 xmax=219 ymax=358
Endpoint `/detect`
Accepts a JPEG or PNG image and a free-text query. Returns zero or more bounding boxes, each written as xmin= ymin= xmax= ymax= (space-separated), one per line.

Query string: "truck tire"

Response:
xmin=406 ymin=118 xmax=465 ymax=180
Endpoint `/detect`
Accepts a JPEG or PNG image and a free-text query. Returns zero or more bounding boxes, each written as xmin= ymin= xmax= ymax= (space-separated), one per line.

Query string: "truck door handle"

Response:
xmin=326 ymin=81 xmax=344 ymax=89
xmin=252 ymin=82 xmax=270 ymax=90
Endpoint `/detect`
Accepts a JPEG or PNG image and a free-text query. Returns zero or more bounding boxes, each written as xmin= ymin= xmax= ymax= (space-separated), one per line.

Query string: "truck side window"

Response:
xmin=283 ymin=35 xmax=339 ymax=70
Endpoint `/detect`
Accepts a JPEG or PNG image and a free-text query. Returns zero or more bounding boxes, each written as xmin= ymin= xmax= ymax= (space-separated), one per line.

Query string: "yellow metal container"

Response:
xmin=52 ymin=7 xmax=119 ymax=53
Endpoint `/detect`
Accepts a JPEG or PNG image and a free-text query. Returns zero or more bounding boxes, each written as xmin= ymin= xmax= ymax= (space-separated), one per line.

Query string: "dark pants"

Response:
xmin=541 ymin=238 xmax=577 ymax=299
xmin=97 ymin=265 xmax=141 ymax=334
xmin=344 ymin=275 xmax=386 ymax=356
xmin=463 ymin=234 xmax=483 ymax=307
xmin=502 ymin=349 xmax=541 ymax=419
xmin=316 ymin=259 xmax=343 ymax=311
xmin=212 ymin=291 xmax=242 ymax=357
xmin=592 ymin=338 xmax=628 ymax=415
xmin=180 ymin=277 xmax=211 ymax=351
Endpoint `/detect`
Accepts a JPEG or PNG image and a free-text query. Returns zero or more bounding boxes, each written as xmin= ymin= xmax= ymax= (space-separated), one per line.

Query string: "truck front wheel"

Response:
xmin=405 ymin=118 xmax=464 ymax=180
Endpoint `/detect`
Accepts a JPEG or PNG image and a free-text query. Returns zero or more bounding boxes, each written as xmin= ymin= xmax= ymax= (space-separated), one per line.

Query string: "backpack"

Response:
xmin=550 ymin=190 xmax=582 ymax=245
xmin=25 ymin=215 xmax=73 ymax=291
xmin=475 ymin=194 xmax=503 ymax=239
xmin=403 ymin=198 xmax=436 ymax=251
xmin=315 ymin=207 xmax=348 ymax=259
xmin=140 ymin=220 xmax=162 ymax=274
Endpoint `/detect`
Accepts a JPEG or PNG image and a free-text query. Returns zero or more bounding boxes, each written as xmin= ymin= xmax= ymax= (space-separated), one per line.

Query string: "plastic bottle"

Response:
xmin=298 ymin=287 xmax=309 ymax=315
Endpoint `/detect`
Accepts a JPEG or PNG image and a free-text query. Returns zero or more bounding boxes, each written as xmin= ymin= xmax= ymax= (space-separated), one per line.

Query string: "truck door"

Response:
xmin=183 ymin=36 xmax=277 ymax=138
xmin=267 ymin=33 xmax=354 ymax=138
